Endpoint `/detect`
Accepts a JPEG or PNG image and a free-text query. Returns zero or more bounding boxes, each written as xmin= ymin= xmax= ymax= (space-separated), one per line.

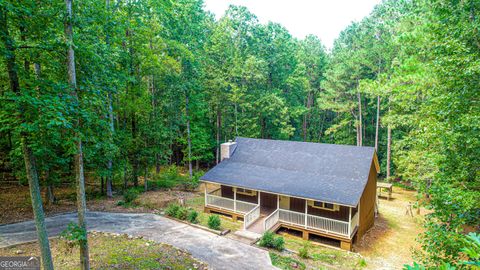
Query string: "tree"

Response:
xmin=0 ymin=5 xmax=54 ymax=269
xmin=64 ymin=0 xmax=89 ymax=268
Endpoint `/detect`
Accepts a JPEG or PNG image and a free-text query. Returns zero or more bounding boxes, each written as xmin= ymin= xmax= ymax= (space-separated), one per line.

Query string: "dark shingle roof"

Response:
xmin=200 ymin=137 xmax=378 ymax=207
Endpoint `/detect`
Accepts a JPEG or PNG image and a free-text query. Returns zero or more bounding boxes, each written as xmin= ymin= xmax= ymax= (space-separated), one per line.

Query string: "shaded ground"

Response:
xmin=0 ymin=182 xmax=423 ymax=269
xmin=0 ymin=232 xmax=207 ymax=269
xmin=356 ymin=186 xmax=425 ymax=269
xmin=0 ymin=184 xmax=195 ymax=224
xmin=0 ymin=211 xmax=276 ymax=270
xmin=266 ymin=186 xmax=424 ymax=270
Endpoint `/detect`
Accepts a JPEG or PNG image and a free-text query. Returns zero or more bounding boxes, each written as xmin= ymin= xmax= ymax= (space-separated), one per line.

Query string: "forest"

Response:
xmin=0 ymin=0 xmax=478 ymax=269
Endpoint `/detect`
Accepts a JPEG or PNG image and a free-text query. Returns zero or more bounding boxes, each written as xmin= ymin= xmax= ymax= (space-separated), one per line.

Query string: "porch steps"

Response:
xmin=232 ymin=230 xmax=262 ymax=244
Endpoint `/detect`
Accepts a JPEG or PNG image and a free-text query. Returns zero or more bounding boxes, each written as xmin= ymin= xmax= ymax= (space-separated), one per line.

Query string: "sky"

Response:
xmin=203 ymin=0 xmax=382 ymax=49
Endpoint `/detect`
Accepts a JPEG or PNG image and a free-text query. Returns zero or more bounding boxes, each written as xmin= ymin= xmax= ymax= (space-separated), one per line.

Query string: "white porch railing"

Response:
xmin=236 ymin=200 xmax=257 ymax=213
xmin=308 ymin=214 xmax=349 ymax=236
xmin=205 ymin=193 xmax=257 ymax=214
xmin=206 ymin=194 xmax=234 ymax=211
xmin=264 ymin=209 xmax=280 ymax=231
xmin=244 ymin=205 xmax=260 ymax=229
xmin=264 ymin=209 xmax=352 ymax=238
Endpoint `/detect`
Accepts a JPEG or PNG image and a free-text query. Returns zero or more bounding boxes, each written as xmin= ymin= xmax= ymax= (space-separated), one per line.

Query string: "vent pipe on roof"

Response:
xmin=220 ymin=140 xmax=237 ymax=161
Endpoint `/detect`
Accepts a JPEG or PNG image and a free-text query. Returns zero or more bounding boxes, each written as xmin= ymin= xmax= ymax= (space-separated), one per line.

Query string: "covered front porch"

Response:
xmin=203 ymin=183 xmax=360 ymax=244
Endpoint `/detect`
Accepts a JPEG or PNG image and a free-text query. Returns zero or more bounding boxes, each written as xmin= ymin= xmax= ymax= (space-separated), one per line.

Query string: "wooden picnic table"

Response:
xmin=377 ymin=182 xmax=393 ymax=200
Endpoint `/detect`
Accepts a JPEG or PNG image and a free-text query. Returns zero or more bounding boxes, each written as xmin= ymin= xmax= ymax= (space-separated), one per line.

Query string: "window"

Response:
xmin=235 ymin=188 xmax=256 ymax=196
xmin=313 ymin=201 xmax=323 ymax=207
xmin=310 ymin=201 xmax=338 ymax=211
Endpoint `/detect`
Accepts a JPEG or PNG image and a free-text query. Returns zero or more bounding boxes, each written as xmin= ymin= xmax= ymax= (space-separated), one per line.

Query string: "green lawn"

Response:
xmin=185 ymin=195 xmax=242 ymax=232
xmin=0 ymin=232 xmax=207 ymax=269
xmin=271 ymin=233 xmax=366 ymax=270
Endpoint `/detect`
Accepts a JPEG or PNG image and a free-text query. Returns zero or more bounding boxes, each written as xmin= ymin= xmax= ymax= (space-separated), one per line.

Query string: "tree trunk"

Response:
xmin=155 ymin=154 xmax=160 ymax=174
xmin=386 ymin=125 xmax=392 ymax=180
xmin=144 ymin=165 xmax=148 ymax=192
xmin=64 ymin=0 xmax=90 ymax=268
xmin=123 ymin=162 xmax=128 ymax=190
xmin=131 ymin=114 xmax=138 ymax=187
xmin=215 ymin=109 xmax=221 ymax=164
xmin=46 ymin=170 xmax=56 ymax=205
xmin=105 ymin=0 xmax=114 ymax=198
xmin=185 ymin=93 xmax=193 ymax=178
xmin=100 ymin=177 xmax=104 ymax=195
xmin=357 ymin=91 xmax=363 ymax=146
xmin=375 ymin=96 xmax=380 ymax=151
xmin=0 ymin=7 xmax=54 ymax=270
xmin=22 ymin=138 xmax=55 ymax=270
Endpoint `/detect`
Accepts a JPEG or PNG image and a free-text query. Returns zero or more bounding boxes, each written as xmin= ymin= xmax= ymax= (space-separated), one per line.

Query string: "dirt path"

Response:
xmin=0 ymin=211 xmax=276 ymax=270
xmin=355 ymin=187 xmax=424 ymax=269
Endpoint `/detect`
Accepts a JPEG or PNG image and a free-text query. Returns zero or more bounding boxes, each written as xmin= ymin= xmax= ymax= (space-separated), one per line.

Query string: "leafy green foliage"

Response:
xmin=174 ymin=206 xmax=188 ymax=220
xmin=269 ymin=252 xmax=306 ymax=270
xmin=259 ymin=231 xmax=285 ymax=251
xmin=298 ymin=242 xmax=310 ymax=259
xmin=59 ymin=222 xmax=88 ymax=252
xmin=186 ymin=210 xmax=199 ymax=224
xmin=123 ymin=188 xmax=140 ymax=204
xmin=165 ymin=204 xmax=181 ymax=217
xmin=207 ymin=215 xmax=221 ymax=230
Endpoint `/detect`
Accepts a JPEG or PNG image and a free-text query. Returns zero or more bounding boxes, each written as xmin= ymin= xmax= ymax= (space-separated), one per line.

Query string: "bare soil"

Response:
xmin=0 ymin=184 xmax=198 ymax=224
xmin=355 ymin=186 xmax=425 ymax=269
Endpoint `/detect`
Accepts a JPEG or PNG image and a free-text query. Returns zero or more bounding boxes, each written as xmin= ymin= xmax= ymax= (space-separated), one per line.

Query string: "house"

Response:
xmin=200 ymin=137 xmax=379 ymax=250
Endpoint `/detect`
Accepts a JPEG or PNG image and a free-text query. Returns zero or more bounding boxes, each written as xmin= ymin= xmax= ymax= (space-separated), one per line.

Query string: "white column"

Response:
xmin=233 ymin=187 xmax=237 ymax=212
xmin=204 ymin=183 xmax=207 ymax=206
xmin=277 ymin=195 xmax=280 ymax=209
xmin=304 ymin=200 xmax=308 ymax=228
xmin=258 ymin=191 xmax=261 ymax=205
xmin=348 ymin=207 xmax=352 ymax=237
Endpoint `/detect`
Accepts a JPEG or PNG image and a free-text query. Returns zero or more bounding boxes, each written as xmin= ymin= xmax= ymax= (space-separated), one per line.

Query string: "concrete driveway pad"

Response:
xmin=0 ymin=212 xmax=276 ymax=270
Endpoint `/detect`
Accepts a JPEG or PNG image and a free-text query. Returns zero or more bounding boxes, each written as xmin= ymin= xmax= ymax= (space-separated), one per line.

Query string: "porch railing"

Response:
xmin=244 ymin=205 xmax=260 ymax=229
xmin=263 ymin=208 xmax=352 ymax=238
xmin=264 ymin=209 xmax=280 ymax=231
xmin=206 ymin=194 xmax=234 ymax=211
xmin=308 ymin=214 xmax=349 ymax=236
xmin=236 ymin=200 xmax=257 ymax=213
xmin=205 ymin=193 xmax=257 ymax=214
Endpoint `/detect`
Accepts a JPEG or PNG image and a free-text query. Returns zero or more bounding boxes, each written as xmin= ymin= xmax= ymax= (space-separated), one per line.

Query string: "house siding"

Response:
xmin=357 ymin=160 xmax=377 ymax=240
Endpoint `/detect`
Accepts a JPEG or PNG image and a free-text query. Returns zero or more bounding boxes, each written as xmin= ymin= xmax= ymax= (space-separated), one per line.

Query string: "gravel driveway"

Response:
xmin=0 ymin=211 xmax=276 ymax=270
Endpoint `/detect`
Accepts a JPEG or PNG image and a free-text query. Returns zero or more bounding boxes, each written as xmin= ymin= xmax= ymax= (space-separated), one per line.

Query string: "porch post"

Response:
xmin=348 ymin=207 xmax=352 ymax=237
xmin=204 ymin=183 xmax=207 ymax=206
xmin=258 ymin=191 xmax=261 ymax=205
xmin=233 ymin=187 xmax=237 ymax=212
xmin=277 ymin=195 xmax=279 ymax=209
xmin=304 ymin=200 xmax=308 ymax=228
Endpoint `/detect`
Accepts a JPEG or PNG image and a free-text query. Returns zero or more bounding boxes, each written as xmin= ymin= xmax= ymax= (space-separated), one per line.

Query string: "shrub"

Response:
xmin=175 ymin=206 xmax=188 ymax=220
xmin=299 ymin=242 xmax=311 ymax=259
xmin=272 ymin=236 xmax=285 ymax=251
xmin=123 ymin=188 xmax=140 ymax=203
xmin=59 ymin=222 xmax=87 ymax=253
xmin=165 ymin=203 xmax=180 ymax=217
xmin=259 ymin=231 xmax=275 ymax=247
xmin=207 ymin=215 xmax=221 ymax=230
xmin=259 ymin=231 xmax=285 ymax=251
xmin=187 ymin=210 xmax=199 ymax=224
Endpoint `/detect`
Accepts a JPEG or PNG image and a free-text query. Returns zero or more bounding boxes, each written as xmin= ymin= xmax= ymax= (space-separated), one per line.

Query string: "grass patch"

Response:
xmin=270 ymin=252 xmax=306 ymax=270
xmin=281 ymin=233 xmax=365 ymax=269
xmin=0 ymin=232 xmax=207 ymax=269
xmin=185 ymin=196 xmax=242 ymax=232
